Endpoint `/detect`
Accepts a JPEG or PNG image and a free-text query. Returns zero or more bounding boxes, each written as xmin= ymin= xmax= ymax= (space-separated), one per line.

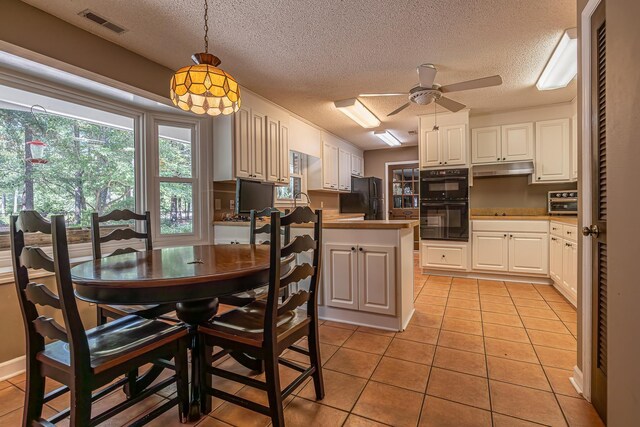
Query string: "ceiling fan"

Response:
xmin=360 ymin=64 xmax=503 ymax=116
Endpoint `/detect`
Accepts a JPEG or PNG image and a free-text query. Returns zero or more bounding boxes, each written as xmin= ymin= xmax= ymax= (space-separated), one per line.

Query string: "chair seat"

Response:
xmin=38 ymin=315 xmax=188 ymax=373
xmin=198 ymin=301 xmax=309 ymax=347
xmin=98 ymin=303 xmax=175 ymax=319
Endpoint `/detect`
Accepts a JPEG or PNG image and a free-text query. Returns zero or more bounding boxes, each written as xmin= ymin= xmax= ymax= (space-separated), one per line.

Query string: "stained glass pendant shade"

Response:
xmin=170 ymin=0 xmax=240 ymax=116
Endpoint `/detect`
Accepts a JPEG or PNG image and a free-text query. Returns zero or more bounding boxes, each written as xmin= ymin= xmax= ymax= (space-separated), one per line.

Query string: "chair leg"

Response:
xmin=22 ymin=362 xmax=45 ymax=427
xmin=200 ymin=341 xmax=213 ymax=415
xmin=123 ymin=368 xmax=140 ymax=398
xmin=96 ymin=306 xmax=108 ymax=326
xmin=264 ymin=351 xmax=285 ymax=427
xmin=69 ymin=382 xmax=92 ymax=427
xmin=175 ymin=338 xmax=190 ymax=422
xmin=308 ymin=325 xmax=325 ymax=400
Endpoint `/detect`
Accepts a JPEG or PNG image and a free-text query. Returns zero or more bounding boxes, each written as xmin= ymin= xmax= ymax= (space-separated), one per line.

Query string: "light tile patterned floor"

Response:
xmin=0 ymin=256 xmax=605 ymax=426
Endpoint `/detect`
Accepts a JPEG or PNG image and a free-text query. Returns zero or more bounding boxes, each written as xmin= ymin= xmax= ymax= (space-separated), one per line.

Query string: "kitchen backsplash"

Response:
xmin=470 ymin=175 xmax=577 ymax=210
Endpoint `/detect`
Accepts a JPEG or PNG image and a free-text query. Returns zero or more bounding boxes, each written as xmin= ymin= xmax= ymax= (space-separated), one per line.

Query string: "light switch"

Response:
xmin=230 ymin=200 xmax=235 ymax=210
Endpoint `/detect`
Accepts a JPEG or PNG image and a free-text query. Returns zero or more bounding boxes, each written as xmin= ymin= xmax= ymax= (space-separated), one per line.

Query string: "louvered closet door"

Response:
xmin=590 ymin=1 xmax=607 ymax=421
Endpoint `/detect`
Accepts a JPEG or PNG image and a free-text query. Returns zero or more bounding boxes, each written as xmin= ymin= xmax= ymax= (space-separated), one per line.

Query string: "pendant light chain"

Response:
xmin=203 ymin=0 xmax=209 ymax=53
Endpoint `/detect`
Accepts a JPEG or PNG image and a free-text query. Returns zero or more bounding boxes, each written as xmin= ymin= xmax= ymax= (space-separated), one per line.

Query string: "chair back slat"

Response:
xmin=279 ymin=263 xmax=315 ymax=290
xmin=253 ymin=223 xmax=272 ymax=236
xmin=10 ymin=211 xmax=90 ymax=369
xmin=281 ymin=235 xmax=317 ymax=258
xmin=97 ymin=209 xmax=147 ymax=222
xmin=33 ymin=316 xmax=69 ymax=343
xmin=24 ymin=283 xmax=61 ymax=309
xmin=91 ymin=210 xmax=152 ymax=259
xmin=20 ymin=247 xmax=55 ymax=272
xmin=264 ymin=207 xmax=322 ymax=338
xmin=249 ymin=208 xmax=289 ymax=245
xmin=280 ymin=206 xmax=317 ymax=226
xmin=108 ymin=247 xmax=140 ymax=257
xmin=277 ymin=290 xmax=310 ymax=316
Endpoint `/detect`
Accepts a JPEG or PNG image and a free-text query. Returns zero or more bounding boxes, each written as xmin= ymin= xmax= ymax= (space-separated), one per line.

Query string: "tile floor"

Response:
xmin=0 ymin=256 xmax=606 ymax=426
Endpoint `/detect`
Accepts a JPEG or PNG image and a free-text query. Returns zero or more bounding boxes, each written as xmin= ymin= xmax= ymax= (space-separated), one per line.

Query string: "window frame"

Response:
xmin=275 ymin=151 xmax=308 ymax=205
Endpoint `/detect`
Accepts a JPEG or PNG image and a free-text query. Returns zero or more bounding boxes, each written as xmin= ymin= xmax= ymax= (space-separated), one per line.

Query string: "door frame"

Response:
xmin=383 ymin=160 xmax=419 ymax=220
xmin=575 ymin=0 xmax=603 ymax=402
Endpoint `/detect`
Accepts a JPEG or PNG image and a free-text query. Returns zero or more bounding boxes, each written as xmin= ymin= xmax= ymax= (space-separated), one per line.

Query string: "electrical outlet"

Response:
xmin=320 ymin=201 xmax=324 ymax=208
xmin=229 ymin=200 xmax=235 ymax=210
xmin=214 ymin=199 xmax=221 ymax=210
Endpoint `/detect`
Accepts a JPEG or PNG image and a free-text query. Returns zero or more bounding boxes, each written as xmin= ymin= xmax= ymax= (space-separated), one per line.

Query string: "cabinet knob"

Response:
xmin=359 ymin=247 xmax=364 ymax=252
xmin=444 ymin=162 xmax=448 ymax=165
xmin=503 ymin=234 xmax=507 ymax=237
xmin=439 ymin=162 xmax=443 ymax=165
xmin=351 ymin=247 xmax=356 ymax=251
xmin=537 ymin=177 xmax=541 ymax=180
xmin=497 ymin=157 xmax=500 ymax=160
xmin=441 ymin=254 xmax=446 ymax=258
xmin=502 ymin=157 xmax=506 ymax=161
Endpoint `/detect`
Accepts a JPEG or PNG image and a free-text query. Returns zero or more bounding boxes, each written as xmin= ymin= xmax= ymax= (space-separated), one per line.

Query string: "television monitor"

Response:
xmin=236 ymin=179 xmax=275 ymax=214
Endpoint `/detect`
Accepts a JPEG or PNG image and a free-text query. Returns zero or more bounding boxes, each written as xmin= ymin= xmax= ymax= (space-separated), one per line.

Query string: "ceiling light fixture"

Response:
xmin=170 ymin=0 xmax=240 ymax=115
xmin=536 ymin=28 xmax=577 ymax=91
xmin=374 ymin=130 xmax=401 ymax=147
xmin=334 ymin=98 xmax=381 ymax=128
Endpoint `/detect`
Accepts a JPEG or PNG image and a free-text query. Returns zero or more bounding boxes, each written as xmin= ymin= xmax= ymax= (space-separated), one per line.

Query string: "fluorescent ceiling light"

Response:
xmin=537 ymin=28 xmax=578 ymax=90
xmin=374 ymin=130 xmax=401 ymax=147
xmin=334 ymin=98 xmax=381 ymax=128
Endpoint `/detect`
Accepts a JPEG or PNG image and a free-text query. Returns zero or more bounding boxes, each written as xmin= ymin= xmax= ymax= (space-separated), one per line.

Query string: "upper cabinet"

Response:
xmin=419 ymin=110 xmax=469 ymax=168
xmin=351 ymin=154 xmax=364 ymax=177
xmin=339 ymin=148 xmax=352 ymax=191
xmin=266 ymin=117 xmax=290 ymax=184
xmin=534 ymin=118 xmax=570 ymax=182
xmin=309 ymin=133 xmax=363 ymax=192
xmin=471 ymin=123 xmax=533 ymax=164
xmin=322 ymin=142 xmax=339 ymax=190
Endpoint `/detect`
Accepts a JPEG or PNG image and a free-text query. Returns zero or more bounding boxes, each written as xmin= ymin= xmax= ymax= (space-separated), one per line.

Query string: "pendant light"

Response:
xmin=170 ymin=0 xmax=240 ymax=116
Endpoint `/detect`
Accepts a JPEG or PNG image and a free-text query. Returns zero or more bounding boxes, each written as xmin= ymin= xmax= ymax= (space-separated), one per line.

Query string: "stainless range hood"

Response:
xmin=472 ymin=161 xmax=535 ymax=178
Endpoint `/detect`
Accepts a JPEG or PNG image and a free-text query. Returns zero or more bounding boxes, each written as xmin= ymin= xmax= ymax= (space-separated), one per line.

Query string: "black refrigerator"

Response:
xmin=339 ymin=177 xmax=384 ymax=220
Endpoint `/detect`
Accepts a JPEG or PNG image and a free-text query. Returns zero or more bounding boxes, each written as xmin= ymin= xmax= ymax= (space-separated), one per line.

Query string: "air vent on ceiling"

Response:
xmin=78 ymin=9 xmax=127 ymax=34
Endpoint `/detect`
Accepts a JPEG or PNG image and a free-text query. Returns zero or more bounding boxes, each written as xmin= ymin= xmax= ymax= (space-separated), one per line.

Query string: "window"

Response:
xmin=276 ymin=151 xmax=306 ymax=202
xmin=0 ymin=85 xmax=136 ymax=233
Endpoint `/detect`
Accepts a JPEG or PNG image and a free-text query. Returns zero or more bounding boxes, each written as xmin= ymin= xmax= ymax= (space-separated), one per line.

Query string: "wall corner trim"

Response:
xmin=0 ymin=355 xmax=25 ymax=382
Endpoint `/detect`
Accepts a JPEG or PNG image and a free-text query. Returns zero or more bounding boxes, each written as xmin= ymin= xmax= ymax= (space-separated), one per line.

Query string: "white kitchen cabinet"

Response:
xmin=471 ymin=123 xmax=533 ymax=165
xmin=571 ymin=115 xmax=578 ymax=181
xmin=266 ymin=117 xmax=290 ymax=184
xmin=322 ymin=142 xmax=339 ymax=190
xmin=562 ymin=240 xmax=578 ymax=298
xmin=325 ymin=244 xmax=359 ymax=310
xmin=508 ymin=232 xmax=549 ymax=275
xmin=234 ymin=106 xmax=252 ymax=179
xmin=421 ymin=241 xmax=469 ymax=271
xmin=420 ymin=125 xmax=467 ymax=167
xmin=534 ymin=118 xmax=571 ymax=182
xmin=472 ymin=232 xmax=509 ymax=272
xmin=358 ymin=245 xmax=396 ymax=315
xmin=502 ymin=123 xmax=534 ymax=162
xmin=549 ymin=235 xmax=563 ymax=283
xmin=471 ymin=126 xmax=501 ymax=164
xmin=339 ymin=149 xmax=352 ymax=191
xmin=351 ymin=154 xmax=364 ymax=177
xmin=324 ymin=244 xmax=396 ymax=316
xmin=279 ymin=123 xmax=290 ymax=184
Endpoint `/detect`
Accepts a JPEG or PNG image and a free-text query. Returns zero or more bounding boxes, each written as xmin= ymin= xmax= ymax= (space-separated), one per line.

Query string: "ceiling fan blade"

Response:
xmin=417 ymin=64 xmax=437 ymax=88
xmin=387 ymin=102 xmax=412 ymax=116
xmin=359 ymin=93 xmax=407 ymax=97
xmin=435 ymin=97 xmax=466 ymax=113
xmin=440 ymin=75 xmax=503 ymax=93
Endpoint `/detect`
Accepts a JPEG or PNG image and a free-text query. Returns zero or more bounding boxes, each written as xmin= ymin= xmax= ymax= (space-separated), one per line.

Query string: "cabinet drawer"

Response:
xmin=562 ymin=224 xmax=578 ymax=242
xmin=472 ymin=220 xmax=548 ymax=233
xmin=421 ymin=243 xmax=468 ymax=270
xmin=549 ymin=222 xmax=564 ymax=238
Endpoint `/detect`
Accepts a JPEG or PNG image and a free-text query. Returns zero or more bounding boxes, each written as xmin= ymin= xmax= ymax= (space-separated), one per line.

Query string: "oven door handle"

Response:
xmin=421 ymin=201 xmax=468 ymax=207
xmin=421 ymin=177 xmax=468 ymax=182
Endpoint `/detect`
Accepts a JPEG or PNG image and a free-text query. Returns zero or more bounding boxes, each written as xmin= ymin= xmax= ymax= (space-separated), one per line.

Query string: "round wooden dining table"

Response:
xmin=71 ymin=244 xmax=272 ymax=420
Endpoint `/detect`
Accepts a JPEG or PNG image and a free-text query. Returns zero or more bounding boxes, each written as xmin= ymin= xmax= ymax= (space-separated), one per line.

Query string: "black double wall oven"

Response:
xmin=420 ymin=168 xmax=469 ymax=242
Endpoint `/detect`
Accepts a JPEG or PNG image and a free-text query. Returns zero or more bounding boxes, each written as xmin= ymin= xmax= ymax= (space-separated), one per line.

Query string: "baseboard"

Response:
xmin=552 ymin=281 xmax=578 ymax=307
xmin=570 ymin=365 xmax=584 ymax=396
xmin=0 ymin=355 xmax=25 ymax=382
xmin=423 ymin=269 xmax=553 ymax=285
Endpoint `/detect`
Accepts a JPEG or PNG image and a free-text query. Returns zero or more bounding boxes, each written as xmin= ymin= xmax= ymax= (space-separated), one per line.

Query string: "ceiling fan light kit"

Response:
xmin=334 ymin=98 xmax=381 ymax=128
xmin=170 ymin=0 xmax=240 ymax=116
xmin=536 ymin=28 xmax=578 ymax=90
xmin=374 ymin=130 xmax=401 ymax=147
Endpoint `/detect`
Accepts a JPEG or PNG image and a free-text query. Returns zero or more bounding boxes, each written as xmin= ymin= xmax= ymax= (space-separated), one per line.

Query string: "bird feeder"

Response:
xmin=26 ymin=139 xmax=48 ymax=164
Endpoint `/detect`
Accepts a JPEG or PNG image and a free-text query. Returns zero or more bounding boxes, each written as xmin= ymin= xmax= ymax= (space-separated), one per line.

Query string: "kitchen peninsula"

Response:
xmin=214 ymin=215 xmax=418 ymax=331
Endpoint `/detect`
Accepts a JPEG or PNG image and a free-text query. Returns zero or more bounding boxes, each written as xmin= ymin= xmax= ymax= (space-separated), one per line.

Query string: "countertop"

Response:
xmin=471 ymin=215 xmax=578 ymax=225
xmin=214 ymin=218 xmax=419 ymax=230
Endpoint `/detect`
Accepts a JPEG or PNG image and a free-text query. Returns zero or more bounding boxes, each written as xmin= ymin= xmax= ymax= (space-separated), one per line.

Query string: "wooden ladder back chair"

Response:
xmin=219 ymin=207 xmax=292 ymax=307
xmin=199 ymin=206 xmax=323 ymax=427
xmin=11 ymin=211 xmax=190 ymax=427
xmin=91 ymin=209 xmax=175 ymax=324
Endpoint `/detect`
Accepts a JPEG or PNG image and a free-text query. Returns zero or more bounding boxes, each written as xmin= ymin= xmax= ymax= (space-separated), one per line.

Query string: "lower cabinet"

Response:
xmin=472 ymin=232 xmax=509 ymax=272
xmin=549 ymin=235 xmax=564 ymax=283
xmin=509 ymin=233 xmax=549 ymax=275
xmin=325 ymin=243 xmax=396 ymax=316
xmin=420 ymin=241 xmax=469 ymax=271
xmin=562 ymin=241 xmax=578 ymax=298
xmin=550 ymin=221 xmax=578 ymax=304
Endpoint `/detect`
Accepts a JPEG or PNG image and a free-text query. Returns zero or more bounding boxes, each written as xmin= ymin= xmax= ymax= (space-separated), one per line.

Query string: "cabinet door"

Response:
xmin=234 ymin=106 xmax=252 ymax=179
xmin=351 ymin=154 xmax=363 ymax=176
xmin=508 ymin=232 xmax=549 ymax=275
xmin=502 ymin=122 xmax=534 ymax=162
xmin=323 ymin=143 xmax=339 ymax=190
xmin=535 ymin=119 xmax=570 ymax=182
xmin=251 ymin=112 xmax=267 ymax=181
xmin=265 ymin=117 xmax=280 ymax=183
xmin=472 ymin=232 xmax=509 ymax=271
xmin=571 ymin=115 xmax=578 ymax=180
xmin=471 ymin=126 xmax=501 ymax=164
xmin=279 ymin=123 xmax=290 ymax=184
xmin=442 ymin=124 xmax=467 ymax=166
xmin=357 ymin=245 xmax=396 ymax=315
xmin=324 ymin=244 xmax=358 ymax=310
xmin=338 ymin=149 xmax=352 ymax=191
xmin=562 ymin=240 xmax=578 ymax=298
xmin=549 ymin=236 xmax=564 ymax=283
xmin=420 ymin=129 xmax=441 ymax=167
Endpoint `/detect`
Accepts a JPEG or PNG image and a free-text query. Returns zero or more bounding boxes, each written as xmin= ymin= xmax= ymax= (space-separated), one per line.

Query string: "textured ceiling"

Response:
xmin=21 ymin=0 xmax=577 ymax=150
